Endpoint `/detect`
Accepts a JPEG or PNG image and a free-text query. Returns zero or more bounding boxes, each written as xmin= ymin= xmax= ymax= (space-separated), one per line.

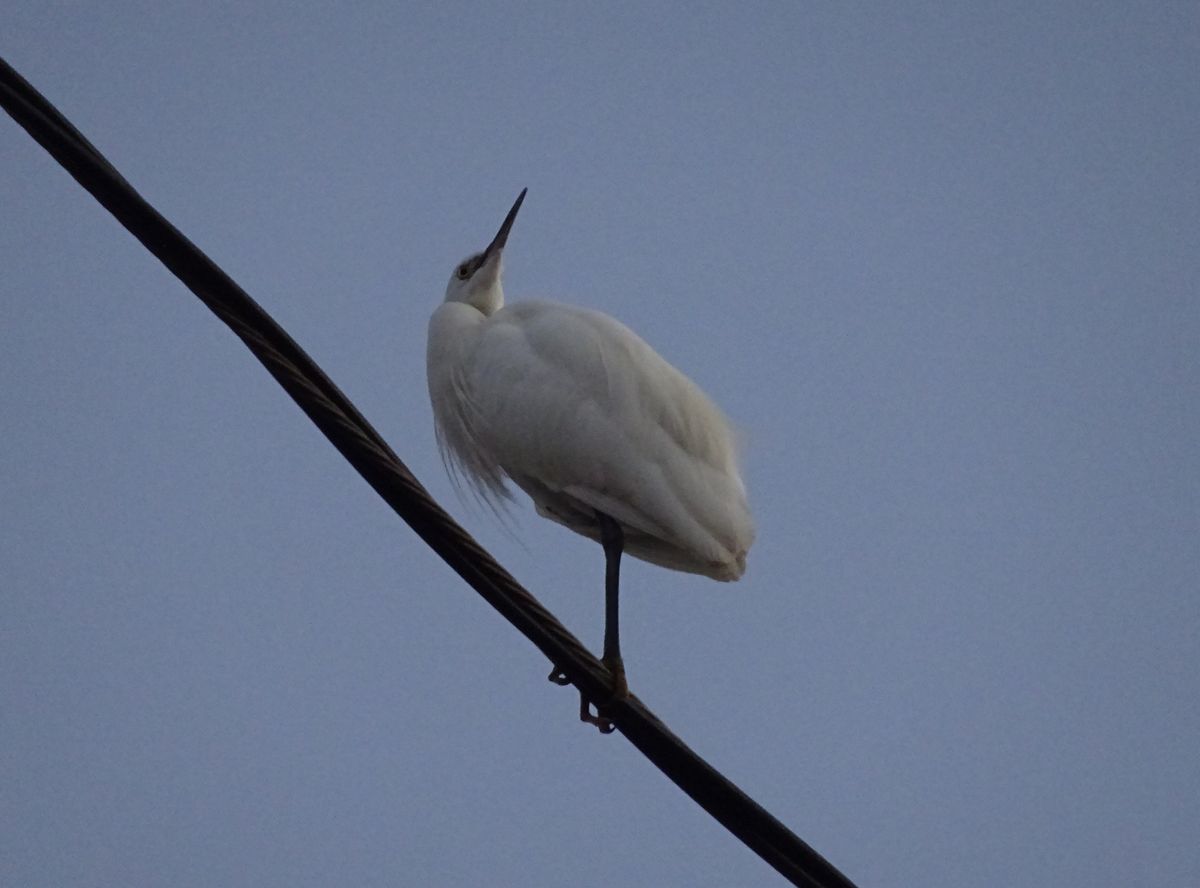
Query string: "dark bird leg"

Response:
xmin=598 ymin=511 xmax=628 ymax=697
xmin=580 ymin=511 xmax=629 ymax=732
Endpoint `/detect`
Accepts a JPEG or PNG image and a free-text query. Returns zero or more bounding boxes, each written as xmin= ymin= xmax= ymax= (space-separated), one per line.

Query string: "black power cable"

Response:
xmin=1 ymin=56 xmax=860 ymax=888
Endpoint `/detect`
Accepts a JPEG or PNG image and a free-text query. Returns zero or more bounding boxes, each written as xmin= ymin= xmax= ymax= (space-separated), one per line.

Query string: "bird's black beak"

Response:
xmin=482 ymin=188 xmax=527 ymax=262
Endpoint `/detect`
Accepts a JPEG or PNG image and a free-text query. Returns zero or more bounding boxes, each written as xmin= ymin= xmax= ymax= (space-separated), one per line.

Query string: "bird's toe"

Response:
xmin=579 ymin=694 xmax=616 ymax=734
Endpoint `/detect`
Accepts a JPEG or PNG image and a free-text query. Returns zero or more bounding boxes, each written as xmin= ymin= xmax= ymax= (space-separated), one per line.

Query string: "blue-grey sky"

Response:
xmin=3 ymin=4 xmax=1197 ymax=886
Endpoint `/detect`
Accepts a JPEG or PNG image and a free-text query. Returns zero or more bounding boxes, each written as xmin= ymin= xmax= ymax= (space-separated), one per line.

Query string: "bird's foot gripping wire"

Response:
xmin=548 ymin=659 xmax=628 ymax=734
xmin=579 ymin=655 xmax=628 ymax=734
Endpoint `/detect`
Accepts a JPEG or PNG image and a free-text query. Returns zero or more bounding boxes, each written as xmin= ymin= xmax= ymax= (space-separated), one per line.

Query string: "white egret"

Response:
xmin=426 ymin=189 xmax=754 ymax=731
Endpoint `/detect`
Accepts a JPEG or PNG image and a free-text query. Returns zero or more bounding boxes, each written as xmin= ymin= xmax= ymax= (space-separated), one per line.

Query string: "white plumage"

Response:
xmin=426 ymin=192 xmax=753 ymax=580
xmin=425 ymin=189 xmax=752 ymax=729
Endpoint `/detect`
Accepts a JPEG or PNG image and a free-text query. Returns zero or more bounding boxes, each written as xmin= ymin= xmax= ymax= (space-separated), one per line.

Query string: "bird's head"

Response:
xmin=443 ymin=188 xmax=527 ymax=316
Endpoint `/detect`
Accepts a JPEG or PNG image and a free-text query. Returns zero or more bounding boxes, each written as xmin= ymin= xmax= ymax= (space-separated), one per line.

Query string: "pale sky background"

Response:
xmin=2 ymin=4 xmax=1197 ymax=887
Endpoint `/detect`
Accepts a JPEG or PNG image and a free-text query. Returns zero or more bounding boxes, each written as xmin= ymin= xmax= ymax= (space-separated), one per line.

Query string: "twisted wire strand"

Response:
xmin=1 ymin=56 xmax=859 ymax=888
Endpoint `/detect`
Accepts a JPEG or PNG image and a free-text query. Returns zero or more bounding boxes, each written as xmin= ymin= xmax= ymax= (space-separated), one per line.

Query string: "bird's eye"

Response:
xmin=456 ymin=263 xmax=470 ymax=280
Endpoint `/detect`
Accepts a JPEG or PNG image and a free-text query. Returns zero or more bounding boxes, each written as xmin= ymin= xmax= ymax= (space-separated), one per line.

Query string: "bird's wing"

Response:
xmin=464 ymin=301 xmax=753 ymax=570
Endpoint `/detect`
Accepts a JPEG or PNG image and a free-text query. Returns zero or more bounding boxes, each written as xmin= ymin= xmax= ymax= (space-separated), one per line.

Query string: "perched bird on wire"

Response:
xmin=426 ymin=189 xmax=754 ymax=731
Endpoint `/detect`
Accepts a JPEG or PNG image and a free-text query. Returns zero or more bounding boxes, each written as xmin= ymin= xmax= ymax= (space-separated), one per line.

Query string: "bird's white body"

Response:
xmin=427 ymin=193 xmax=753 ymax=583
